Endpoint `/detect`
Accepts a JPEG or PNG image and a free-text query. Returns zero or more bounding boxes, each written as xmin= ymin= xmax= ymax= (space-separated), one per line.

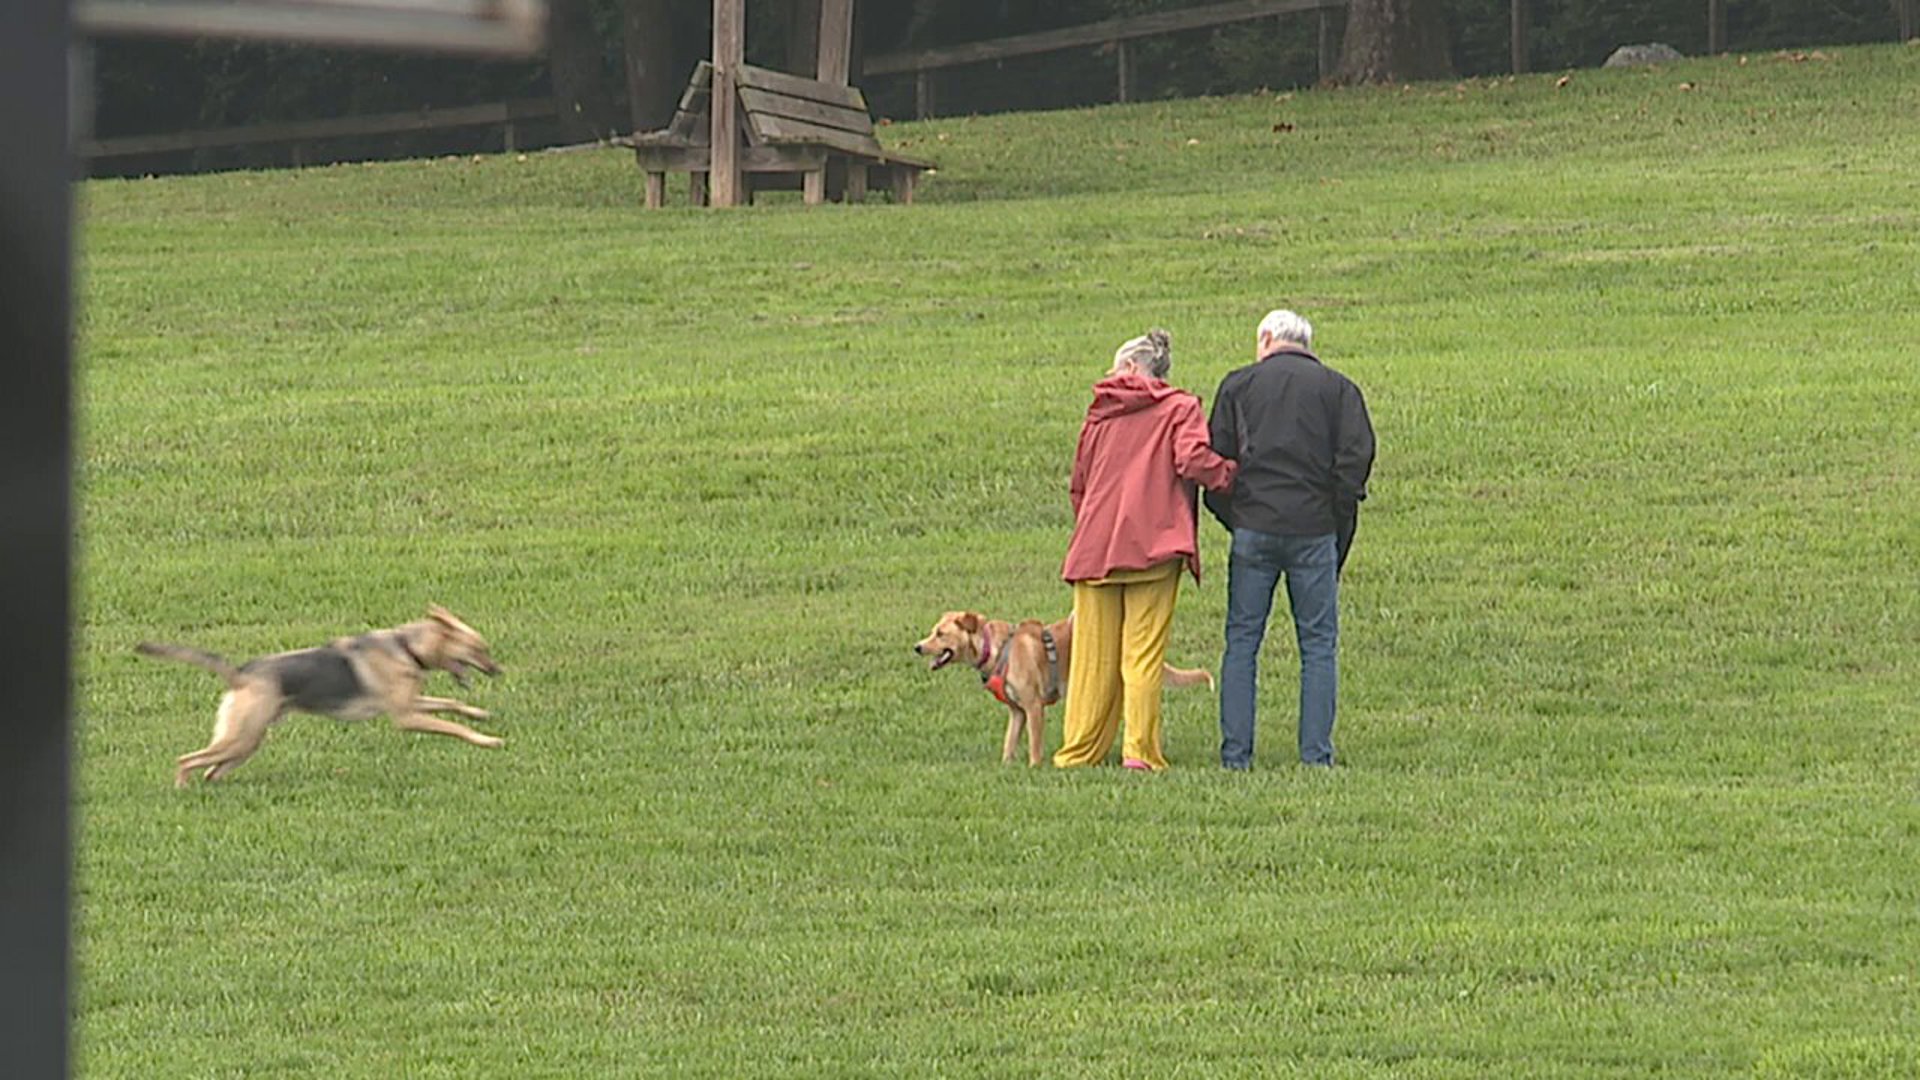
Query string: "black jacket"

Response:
xmin=1204 ymin=348 xmax=1375 ymax=556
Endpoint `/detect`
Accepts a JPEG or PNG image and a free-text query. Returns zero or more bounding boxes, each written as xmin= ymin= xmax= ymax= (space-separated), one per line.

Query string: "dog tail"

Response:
xmin=1162 ymin=664 xmax=1214 ymax=692
xmin=136 ymin=642 xmax=244 ymax=687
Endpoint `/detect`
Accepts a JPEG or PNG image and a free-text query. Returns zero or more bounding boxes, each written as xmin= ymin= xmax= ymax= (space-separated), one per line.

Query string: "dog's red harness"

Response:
xmin=976 ymin=625 xmax=1061 ymax=708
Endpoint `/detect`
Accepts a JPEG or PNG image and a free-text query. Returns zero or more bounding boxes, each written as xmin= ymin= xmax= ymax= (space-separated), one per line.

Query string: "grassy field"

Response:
xmin=77 ymin=46 xmax=1920 ymax=1077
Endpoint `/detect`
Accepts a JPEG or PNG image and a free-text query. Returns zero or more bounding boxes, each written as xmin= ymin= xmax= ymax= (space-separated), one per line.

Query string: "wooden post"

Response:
xmin=1115 ymin=40 xmax=1131 ymax=103
xmin=1707 ymin=0 xmax=1726 ymax=53
xmin=802 ymin=0 xmax=856 ymax=209
xmin=709 ymin=0 xmax=744 ymax=207
xmin=1510 ymin=0 xmax=1529 ymax=74
xmin=915 ymin=69 xmax=933 ymax=120
xmin=645 ymin=171 xmax=666 ymax=208
xmin=818 ymin=0 xmax=854 ymax=84
xmin=503 ymin=120 xmax=518 ymax=152
xmin=690 ymin=171 xmax=709 ymax=206
xmin=1316 ymin=7 xmax=1337 ymax=82
xmin=846 ymin=162 xmax=869 ymax=203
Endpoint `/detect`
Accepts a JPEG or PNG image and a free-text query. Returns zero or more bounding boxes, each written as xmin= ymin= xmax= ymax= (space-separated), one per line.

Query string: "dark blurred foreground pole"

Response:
xmin=0 ymin=3 xmax=550 ymax=1074
xmin=0 ymin=0 xmax=74 ymax=1076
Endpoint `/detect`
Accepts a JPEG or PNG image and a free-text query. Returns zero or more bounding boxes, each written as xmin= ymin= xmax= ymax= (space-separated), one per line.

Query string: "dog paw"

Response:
xmin=477 ymin=736 xmax=506 ymax=749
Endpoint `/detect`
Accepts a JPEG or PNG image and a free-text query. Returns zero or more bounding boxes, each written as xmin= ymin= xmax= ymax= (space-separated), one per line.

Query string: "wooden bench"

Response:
xmin=629 ymin=62 xmax=935 ymax=208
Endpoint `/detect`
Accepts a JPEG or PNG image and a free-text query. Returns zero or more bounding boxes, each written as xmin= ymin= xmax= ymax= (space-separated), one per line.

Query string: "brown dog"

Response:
xmin=914 ymin=611 xmax=1214 ymax=765
xmin=138 ymin=604 xmax=502 ymax=787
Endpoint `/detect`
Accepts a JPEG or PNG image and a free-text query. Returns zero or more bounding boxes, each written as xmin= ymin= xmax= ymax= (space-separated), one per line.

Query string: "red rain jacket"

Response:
xmin=1062 ymin=373 xmax=1238 ymax=584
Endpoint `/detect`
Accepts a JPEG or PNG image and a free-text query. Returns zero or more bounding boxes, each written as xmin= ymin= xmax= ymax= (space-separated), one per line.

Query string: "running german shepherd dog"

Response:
xmin=138 ymin=604 xmax=502 ymax=787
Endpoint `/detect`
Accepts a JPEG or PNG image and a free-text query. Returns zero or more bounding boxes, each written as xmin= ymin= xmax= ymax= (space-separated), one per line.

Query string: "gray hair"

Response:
xmin=1257 ymin=309 xmax=1313 ymax=351
xmin=1111 ymin=328 xmax=1172 ymax=379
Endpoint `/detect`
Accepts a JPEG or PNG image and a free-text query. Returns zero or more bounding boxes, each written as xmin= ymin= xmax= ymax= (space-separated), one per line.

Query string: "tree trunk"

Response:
xmin=1335 ymin=0 xmax=1455 ymax=85
xmin=622 ymin=0 xmax=676 ymax=133
xmin=548 ymin=0 xmax=620 ymax=142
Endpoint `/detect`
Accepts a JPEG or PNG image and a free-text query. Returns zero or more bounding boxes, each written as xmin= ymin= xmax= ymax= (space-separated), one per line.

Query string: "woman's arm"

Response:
xmin=1172 ymin=399 xmax=1238 ymax=492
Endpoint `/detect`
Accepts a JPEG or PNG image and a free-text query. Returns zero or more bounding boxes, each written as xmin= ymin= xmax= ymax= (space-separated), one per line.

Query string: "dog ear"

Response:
xmin=955 ymin=613 xmax=982 ymax=635
xmin=427 ymin=603 xmax=456 ymax=625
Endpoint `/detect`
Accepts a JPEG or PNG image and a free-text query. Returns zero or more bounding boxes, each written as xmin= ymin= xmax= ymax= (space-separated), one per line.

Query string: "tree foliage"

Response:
xmin=89 ymin=0 xmax=1912 ymax=172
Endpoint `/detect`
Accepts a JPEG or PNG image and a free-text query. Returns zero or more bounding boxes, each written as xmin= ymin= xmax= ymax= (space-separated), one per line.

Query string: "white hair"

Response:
xmin=1111 ymin=328 xmax=1172 ymax=379
xmin=1257 ymin=309 xmax=1313 ymax=351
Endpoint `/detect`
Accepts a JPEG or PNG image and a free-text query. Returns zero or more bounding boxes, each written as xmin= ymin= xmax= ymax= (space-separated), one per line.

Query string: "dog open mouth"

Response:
xmin=927 ymin=648 xmax=955 ymax=671
xmin=445 ymin=658 xmax=501 ymax=687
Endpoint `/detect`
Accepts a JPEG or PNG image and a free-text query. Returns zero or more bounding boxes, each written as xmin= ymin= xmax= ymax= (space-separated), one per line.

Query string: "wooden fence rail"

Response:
xmin=82 ymin=97 xmax=555 ymax=166
xmin=866 ymin=0 xmax=1349 ymax=118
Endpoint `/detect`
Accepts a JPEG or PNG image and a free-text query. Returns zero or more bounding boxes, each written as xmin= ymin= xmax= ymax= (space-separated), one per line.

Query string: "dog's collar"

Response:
xmin=398 ymin=637 xmax=430 ymax=671
xmin=973 ymin=627 xmax=995 ymax=673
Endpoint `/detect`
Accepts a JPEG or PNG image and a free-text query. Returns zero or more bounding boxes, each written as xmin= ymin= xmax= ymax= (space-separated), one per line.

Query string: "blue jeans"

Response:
xmin=1220 ymin=529 xmax=1339 ymax=767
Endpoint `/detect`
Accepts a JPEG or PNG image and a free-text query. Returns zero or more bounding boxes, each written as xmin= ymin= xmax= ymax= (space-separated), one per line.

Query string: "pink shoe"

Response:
xmin=1122 ymin=758 xmax=1153 ymax=771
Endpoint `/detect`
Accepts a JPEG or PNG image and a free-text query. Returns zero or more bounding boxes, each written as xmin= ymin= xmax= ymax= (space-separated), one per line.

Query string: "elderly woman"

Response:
xmin=1055 ymin=329 xmax=1238 ymax=771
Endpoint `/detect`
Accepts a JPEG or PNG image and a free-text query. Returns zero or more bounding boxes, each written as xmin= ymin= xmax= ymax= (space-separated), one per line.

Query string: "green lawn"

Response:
xmin=77 ymin=46 xmax=1920 ymax=1077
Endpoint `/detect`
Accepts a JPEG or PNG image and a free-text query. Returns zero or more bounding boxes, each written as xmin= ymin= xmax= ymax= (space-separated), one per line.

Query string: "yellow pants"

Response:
xmin=1053 ymin=561 xmax=1183 ymax=771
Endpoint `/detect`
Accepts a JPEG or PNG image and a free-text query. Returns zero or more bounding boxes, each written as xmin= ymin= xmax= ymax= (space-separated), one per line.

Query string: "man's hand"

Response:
xmin=1335 ymin=502 xmax=1358 ymax=574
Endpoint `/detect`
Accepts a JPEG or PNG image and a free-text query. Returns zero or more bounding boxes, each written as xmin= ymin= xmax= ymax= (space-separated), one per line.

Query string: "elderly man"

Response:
xmin=1204 ymin=310 xmax=1375 ymax=768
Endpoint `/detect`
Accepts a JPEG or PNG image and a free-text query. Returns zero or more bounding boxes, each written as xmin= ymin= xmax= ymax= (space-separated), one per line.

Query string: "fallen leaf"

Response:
xmin=1554 ymin=74 xmax=1572 ymax=89
xmin=1677 ymin=82 xmax=1696 ymax=91
xmin=1272 ymin=122 xmax=1296 ymax=133
xmin=1185 ymin=137 xmax=1201 ymax=146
